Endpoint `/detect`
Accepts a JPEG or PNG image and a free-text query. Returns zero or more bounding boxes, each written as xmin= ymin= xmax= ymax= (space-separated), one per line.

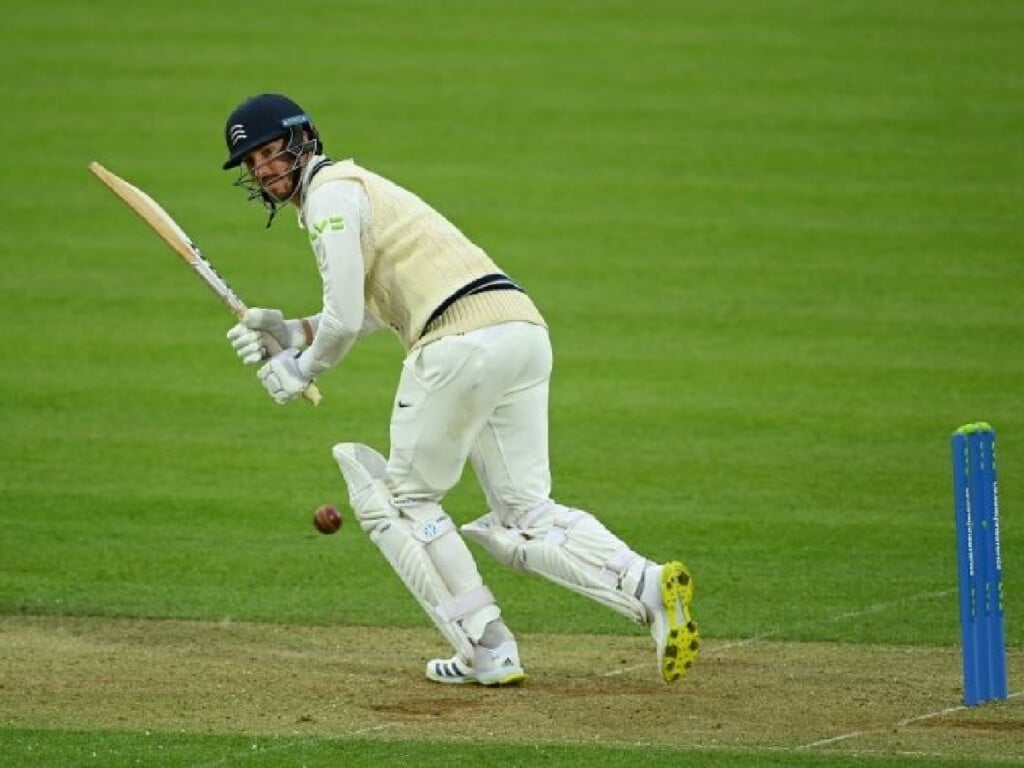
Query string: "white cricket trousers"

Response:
xmin=386 ymin=321 xmax=552 ymax=523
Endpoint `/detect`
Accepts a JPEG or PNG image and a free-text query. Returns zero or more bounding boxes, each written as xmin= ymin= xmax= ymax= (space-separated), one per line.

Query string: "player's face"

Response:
xmin=244 ymin=138 xmax=295 ymax=202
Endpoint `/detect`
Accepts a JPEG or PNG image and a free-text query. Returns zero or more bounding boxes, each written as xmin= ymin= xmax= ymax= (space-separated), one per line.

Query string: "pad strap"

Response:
xmin=604 ymin=548 xmax=640 ymax=588
xmin=479 ymin=507 xmax=647 ymax=606
xmin=440 ymin=585 xmax=496 ymax=622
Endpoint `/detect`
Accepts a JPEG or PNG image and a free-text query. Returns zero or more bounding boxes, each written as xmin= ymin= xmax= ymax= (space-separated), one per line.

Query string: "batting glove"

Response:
xmin=227 ymin=308 xmax=308 ymax=366
xmin=257 ymin=349 xmax=314 ymax=405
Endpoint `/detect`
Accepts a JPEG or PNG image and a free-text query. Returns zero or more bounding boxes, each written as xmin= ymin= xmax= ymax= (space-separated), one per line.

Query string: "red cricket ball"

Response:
xmin=313 ymin=504 xmax=342 ymax=535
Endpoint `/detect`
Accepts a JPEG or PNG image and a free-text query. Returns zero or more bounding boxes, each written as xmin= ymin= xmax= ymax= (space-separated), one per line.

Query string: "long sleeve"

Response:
xmin=296 ymin=177 xmax=370 ymax=379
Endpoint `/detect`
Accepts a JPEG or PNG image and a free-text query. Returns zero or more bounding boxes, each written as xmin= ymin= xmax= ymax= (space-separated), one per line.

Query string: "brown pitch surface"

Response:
xmin=1 ymin=616 xmax=1021 ymax=761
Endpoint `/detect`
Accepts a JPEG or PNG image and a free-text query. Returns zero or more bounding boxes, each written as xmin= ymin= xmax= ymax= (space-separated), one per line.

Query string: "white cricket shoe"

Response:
xmin=425 ymin=641 xmax=526 ymax=686
xmin=648 ymin=561 xmax=699 ymax=682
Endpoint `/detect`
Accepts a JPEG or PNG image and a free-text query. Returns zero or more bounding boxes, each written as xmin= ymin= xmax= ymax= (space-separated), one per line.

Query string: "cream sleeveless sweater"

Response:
xmin=307 ymin=160 xmax=546 ymax=350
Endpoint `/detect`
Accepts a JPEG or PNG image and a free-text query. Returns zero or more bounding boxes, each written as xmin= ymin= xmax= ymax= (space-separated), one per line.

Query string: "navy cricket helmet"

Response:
xmin=221 ymin=93 xmax=323 ymax=170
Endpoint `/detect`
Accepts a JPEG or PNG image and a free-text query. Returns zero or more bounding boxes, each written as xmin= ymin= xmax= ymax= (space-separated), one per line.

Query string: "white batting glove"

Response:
xmin=257 ymin=349 xmax=313 ymax=405
xmin=226 ymin=308 xmax=306 ymax=366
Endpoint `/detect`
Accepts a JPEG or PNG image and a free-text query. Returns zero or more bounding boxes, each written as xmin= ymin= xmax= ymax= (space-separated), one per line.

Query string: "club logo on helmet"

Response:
xmin=228 ymin=124 xmax=248 ymax=146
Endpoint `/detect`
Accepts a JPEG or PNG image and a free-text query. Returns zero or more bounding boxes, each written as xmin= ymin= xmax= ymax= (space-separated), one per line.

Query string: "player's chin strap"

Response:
xmin=331 ymin=442 xmax=502 ymax=662
xmin=462 ymin=503 xmax=651 ymax=624
xmin=262 ymin=196 xmax=280 ymax=229
xmin=233 ymin=171 xmax=284 ymax=228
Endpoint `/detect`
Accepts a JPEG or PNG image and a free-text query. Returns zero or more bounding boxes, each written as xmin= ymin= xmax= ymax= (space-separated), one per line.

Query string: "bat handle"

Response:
xmin=263 ymin=335 xmax=323 ymax=406
xmin=303 ymin=385 xmax=323 ymax=406
xmin=238 ymin=309 xmax=323 ymax=406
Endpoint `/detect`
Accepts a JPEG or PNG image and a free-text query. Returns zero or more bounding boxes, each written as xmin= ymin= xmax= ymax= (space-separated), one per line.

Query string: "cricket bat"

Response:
xmin=88 ymin=161 xmax=322 ymax=405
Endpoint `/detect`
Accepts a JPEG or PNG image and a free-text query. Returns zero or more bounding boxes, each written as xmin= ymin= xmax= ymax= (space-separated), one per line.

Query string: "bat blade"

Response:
xmin=88 ymin=161 xmax=322 ymax=405
xmin=88 ymin=162 xmax=246 ymax=316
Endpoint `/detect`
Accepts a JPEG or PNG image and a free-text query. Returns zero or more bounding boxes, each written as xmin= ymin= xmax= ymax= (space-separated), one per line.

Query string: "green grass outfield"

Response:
xmin=2 ymin=1 xmax=1022 ymax=765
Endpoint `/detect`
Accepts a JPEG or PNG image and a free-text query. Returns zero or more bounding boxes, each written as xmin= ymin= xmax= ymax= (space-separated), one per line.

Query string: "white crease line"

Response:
xmin=701 ymin=591 xmax=951 ymax=660
xmin=798 ymin=690 xmax=1024 ymax=750
xmin=601 ymin=664 xmax=644 ymax=677
xmin=811 ymin=589 xmax=954 ymax=628
xmin=707 ymin=589 xmax=954 ymax=657
xmin=798 ymin=731 xmax=867 ymax=749
xmin=602 ymin=588 xmax=953 ymax=677
xmin=707 ymin=634 xmax=778 ymax=653
xmin=900 ymin=689 xmax=1024 ymax=727
xmin=899 ymin=704 xmax=967 ymax=727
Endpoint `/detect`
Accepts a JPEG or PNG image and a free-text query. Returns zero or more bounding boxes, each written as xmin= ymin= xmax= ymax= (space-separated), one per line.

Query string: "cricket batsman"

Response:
xmin=221 ymin=93 xmax=699 ymax=685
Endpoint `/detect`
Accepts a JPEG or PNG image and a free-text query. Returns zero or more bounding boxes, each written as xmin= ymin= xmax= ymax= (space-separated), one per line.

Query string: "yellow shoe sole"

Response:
xmin=479 ymin=669 xmax=527 ymax=687
xmin=659 ymin=561 xmax=699 ymax=682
